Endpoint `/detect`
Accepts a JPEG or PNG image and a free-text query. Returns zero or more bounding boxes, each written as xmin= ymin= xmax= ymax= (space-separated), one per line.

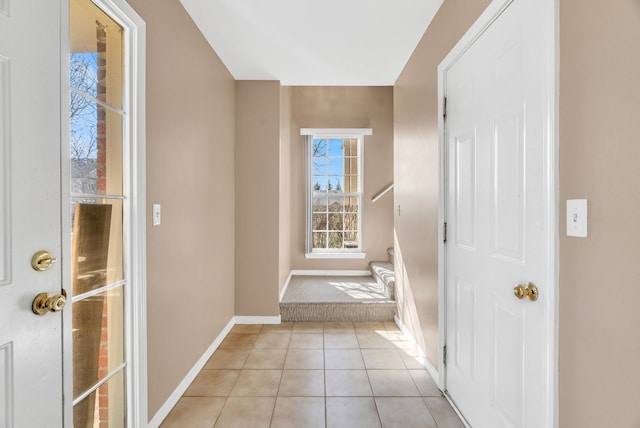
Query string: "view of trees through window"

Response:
xmin=311 ymin=138 xmax=361 ymax=250
xmin=70 ymin=52 xmax=99 ymax=194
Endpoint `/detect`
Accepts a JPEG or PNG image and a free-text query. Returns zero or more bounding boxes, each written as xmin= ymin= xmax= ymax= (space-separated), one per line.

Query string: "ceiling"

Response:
xmin=179 ymin=0 xmax=444 ymax=86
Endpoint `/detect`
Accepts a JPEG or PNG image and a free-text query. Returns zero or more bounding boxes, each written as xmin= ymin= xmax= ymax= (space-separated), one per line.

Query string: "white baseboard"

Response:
xmin=280 ymin=271 xmax=293 ymax=301
xmin=290 ymin=269 xmax=372 ymax=276
xmin=443 ymin=392 xmax=472 ymax=428
xmin=234 ymin=315 xmax=281 ymax=325
xmin=394 ymin=315 xmax=441 ymax=389
xmin=148 ymin=317 xmax=235 ymax=428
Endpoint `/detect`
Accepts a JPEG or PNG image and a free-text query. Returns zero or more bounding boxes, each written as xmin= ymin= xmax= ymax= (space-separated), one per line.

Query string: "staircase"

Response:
xmin=280 ymin=247 xmax=396 ymax=322
xmin=369 ymin=247 xmax=395 ymax=300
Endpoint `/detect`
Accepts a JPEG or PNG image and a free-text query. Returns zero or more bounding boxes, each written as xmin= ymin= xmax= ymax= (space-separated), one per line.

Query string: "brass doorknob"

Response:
xmin=513 ymin=282 xmax=539 ymax=301
xmin=32 ymin=292 xmax=66 ymax=315
xmin=31 ymin=250 xmax=57 ymax=271
xmin=524 ymin=283 xmax=539 ymax=301
xmin=514 ymin=284 xmax=526 ymax=299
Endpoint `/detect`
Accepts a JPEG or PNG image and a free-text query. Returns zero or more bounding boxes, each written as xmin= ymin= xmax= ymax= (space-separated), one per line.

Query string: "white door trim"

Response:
xmin=61 ymin=0 xmax=147 ymax=426
xmin=436 ymin=0 xmax=558 ymax=426
xmin=60 ymin=0 xmax=72 ymax=419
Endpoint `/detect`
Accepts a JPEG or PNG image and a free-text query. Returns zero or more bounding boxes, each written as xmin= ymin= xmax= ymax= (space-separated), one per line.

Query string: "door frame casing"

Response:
xmin=61 ymin=0 xmax=147 ymax=426
xmin=436 ymin=0 xmax=559 ymax=426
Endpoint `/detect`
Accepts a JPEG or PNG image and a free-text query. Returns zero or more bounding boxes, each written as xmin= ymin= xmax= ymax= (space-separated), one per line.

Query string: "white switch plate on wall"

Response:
xmin=566 ymin=199 xmax=587 ymax=237
xmin=153 ymin=204 xmax=161 ymax=226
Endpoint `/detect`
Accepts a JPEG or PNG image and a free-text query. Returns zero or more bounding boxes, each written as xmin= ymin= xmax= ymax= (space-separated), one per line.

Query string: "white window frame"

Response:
xmin=301 ymin=128 xmax=372 ymax=259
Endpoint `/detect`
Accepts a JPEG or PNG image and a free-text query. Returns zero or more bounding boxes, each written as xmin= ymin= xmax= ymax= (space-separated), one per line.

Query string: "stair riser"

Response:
xmin=281 ymin=303 xmax=395 ymax=322
xmin=373 ymin=276 xmax=395 ymax=300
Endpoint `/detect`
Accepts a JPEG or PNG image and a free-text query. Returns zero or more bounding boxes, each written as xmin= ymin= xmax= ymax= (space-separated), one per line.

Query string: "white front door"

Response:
xmin=442 ymin=0 xmax=556 ymax=427
xmin=0 ymin=0 xmax=65 ymax=426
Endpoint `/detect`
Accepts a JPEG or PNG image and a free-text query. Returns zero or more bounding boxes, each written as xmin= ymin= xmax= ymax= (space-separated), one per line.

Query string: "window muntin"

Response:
xmin=308 ymin=136 xmax=363 ymax=253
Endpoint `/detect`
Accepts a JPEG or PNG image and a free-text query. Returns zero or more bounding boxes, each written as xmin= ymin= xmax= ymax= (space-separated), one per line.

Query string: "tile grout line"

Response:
xmin=359 ymin=339 xmax=385 ymax=428
xmin=267 ymin=359 xmax=285 ymax=428
xmin=211 ymin=396 xmax=229 ymax=428
xmin=323 ymin=325 xmax=328 ymax=428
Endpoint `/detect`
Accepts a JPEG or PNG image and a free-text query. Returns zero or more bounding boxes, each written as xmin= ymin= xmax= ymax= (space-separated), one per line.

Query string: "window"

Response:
xmin=302 ymin=128 xmax=372 ymax=258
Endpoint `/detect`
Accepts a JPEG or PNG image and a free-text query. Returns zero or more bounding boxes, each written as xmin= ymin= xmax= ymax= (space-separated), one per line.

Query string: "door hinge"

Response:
xmin=443 ymin=96 xmax=447 ymax=120
xmin=443 ymin=222 xmax=447 ymax=243
xmin=443 ymin=345 xmax=447 ymax=366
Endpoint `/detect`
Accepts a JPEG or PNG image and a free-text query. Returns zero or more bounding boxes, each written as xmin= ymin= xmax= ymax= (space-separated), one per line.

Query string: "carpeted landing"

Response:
xmin=280 ymin=275 xmax=396 ymax=322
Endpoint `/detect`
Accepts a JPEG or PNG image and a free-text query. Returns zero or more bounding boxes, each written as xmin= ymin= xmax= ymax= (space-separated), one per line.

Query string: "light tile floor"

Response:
xmin=160 ymin=322 xmax=465 ymax=428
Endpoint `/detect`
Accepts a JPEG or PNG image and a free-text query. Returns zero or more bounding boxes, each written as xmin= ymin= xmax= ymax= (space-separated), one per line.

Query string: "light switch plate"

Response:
xmin=152 ymin=204 xmax=161 ymax=226
xmin=566 ymin=199 xmax=587 ymax=237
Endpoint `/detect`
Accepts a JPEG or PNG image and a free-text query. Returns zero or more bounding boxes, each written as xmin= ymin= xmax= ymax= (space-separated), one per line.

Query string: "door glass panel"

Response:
xmin=70 ymin=100 xmax=124 ymax=196
xmin=71 ymin=199 xmax=124 ymax=295
xmin=72 ymin=286 xmax=125 ymax=399
xmin=70 ymin=0 xmax=123 ymax=110
xmin=70 ymin=0 xmax=126 ymax=425
xmin=73 ymin=369 xmax=125 ymax=428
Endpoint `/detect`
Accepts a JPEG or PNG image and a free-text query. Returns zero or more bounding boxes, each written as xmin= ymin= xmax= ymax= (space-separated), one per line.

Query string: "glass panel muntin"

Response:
xmin=73 ymin=366 xmax=126 ymax=427
xmin=72 ymin=286 xmax=126 ymax=399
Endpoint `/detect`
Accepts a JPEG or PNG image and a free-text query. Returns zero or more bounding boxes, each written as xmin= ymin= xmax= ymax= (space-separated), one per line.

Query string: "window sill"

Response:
xmin=305 ymin=252 xmax=367 ymax=260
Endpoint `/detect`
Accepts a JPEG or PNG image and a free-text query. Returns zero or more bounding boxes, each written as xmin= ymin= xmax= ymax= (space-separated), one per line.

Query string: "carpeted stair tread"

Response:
xmin=281 ymin=275 xmax=390 ymax=303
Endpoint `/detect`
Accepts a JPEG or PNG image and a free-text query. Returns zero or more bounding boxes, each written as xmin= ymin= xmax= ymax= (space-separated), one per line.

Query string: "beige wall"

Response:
xmin=279 ymin=87 xmax=293 ymax=293
xmin=125 ymin=0 xmax=236 ymax=419
xmin=559 ymin=0 xmax=640 ymax=426
xmin=235 ymin=81 xmax=281 ymax=316
xmin=393 ymin=0 xmax=491 ymax=367
xmin=287 ymin=87 xmax=394 ymax=271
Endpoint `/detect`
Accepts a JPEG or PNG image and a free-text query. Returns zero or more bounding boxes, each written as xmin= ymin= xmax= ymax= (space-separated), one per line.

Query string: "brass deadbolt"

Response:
xmin=31 ymin=250 xmax=57 ymax=272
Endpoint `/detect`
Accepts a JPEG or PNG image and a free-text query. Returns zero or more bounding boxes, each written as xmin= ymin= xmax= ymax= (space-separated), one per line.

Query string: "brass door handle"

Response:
xmin=513 ymin=282 xmax=539 ymax=301
xmin=32 ymin=292 xmax=66 ymax=315
xmin=31 ymin=250 xmax=57 ymax=271
xmin=514 ymin=284 xmax=526 ymax=299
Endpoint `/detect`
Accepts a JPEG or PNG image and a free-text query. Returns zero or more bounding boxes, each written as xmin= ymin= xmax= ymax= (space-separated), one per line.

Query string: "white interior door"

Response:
xmin=443 ymin=0 xmax=555 ymax=427
xmin=0 ymin=0 xmax=65 ymax=426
